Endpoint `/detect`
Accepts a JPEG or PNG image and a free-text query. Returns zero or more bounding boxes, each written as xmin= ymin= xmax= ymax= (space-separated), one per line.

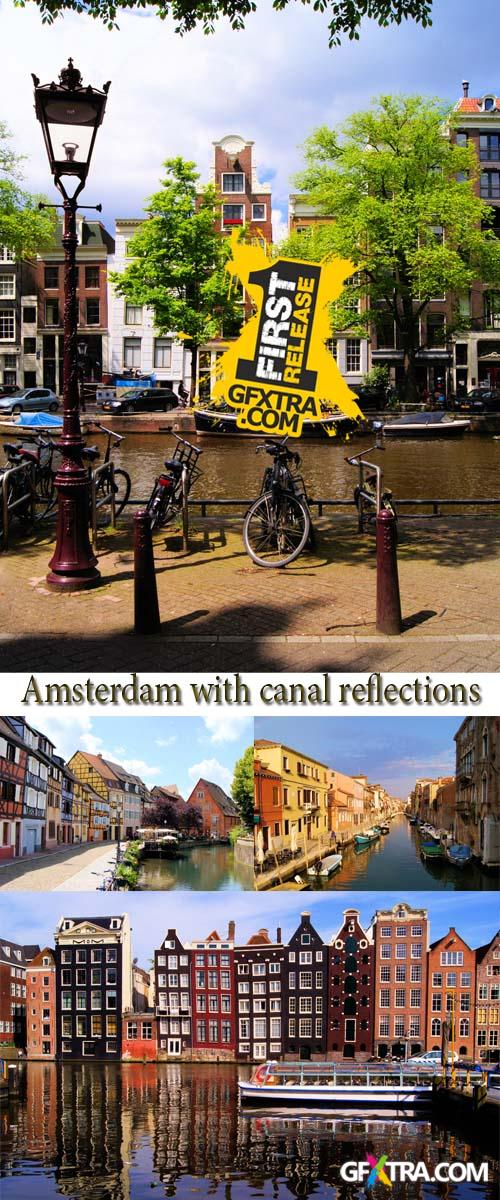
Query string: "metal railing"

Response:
xmin=0 ymin=460 xmax=34 ymax=549
xmin=90 ymin=460 xmax=117 ymax=552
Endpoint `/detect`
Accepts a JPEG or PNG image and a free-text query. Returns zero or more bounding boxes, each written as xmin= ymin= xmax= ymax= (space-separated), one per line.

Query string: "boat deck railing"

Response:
xmin=253 ymin=1062 xmax=442 ymax=1087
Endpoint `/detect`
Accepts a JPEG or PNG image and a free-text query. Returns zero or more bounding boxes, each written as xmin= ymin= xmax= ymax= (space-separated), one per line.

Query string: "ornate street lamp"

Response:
xmin=32 ymin=60 xmax=110 ymax=588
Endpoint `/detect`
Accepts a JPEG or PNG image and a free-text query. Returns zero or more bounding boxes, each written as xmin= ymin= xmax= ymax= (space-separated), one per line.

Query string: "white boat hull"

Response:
xmin=238 ymin=1081 xmax=432 ymax=1108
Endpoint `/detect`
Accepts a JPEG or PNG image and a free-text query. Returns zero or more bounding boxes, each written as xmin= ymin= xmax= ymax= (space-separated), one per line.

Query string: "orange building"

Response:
xmin=26 ymin=947 xmax=56 ymax=1060
xmin=254 ymin=758 xmax=282 ymax=851
xmin=185 ymin=778 xmax=239 ymax=841
xmin=122 ymin=1013 xmax=157 ymax=1061
xmin=426 ymin=927 xmax=476 ymax=1061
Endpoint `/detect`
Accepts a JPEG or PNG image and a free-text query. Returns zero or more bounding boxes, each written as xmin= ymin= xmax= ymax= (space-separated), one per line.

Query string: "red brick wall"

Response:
xmin=426 ymin=930 xmax=476 ymax=1060
xmin=26 ymin=958 xmax=56 ymax=1059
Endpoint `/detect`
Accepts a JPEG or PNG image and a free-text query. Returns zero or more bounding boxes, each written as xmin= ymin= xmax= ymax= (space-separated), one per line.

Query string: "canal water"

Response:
xmin=85 ymin=430 xmax=499 ymax=505
xmin=309 ymin=817 xmax=497 ymax=891
xmin=1 ymin=1063 xmax=497 ymax=1200
xmin=137 ymin=843 xmax=253 ymax=890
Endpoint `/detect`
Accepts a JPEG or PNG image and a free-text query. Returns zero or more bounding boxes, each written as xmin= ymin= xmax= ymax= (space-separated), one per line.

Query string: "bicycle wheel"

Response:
xmin=111 ymin=468 xmax=131 ymax=518
xmin=146 ymin=482 xmax=178 ymax=531
xmin=243 ymin=489 xmax=310 ymax=568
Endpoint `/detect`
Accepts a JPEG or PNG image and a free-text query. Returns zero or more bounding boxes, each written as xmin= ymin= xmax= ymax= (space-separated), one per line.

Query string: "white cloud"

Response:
xmin=79 ymin=732 xmax=160 ymax=780
xmin=202 ymin=712 xmax=251 ymax=745
xmin=155 ymin=735 xmax=177 ymax=747
xmin=25 ymin=712 xmax=94 ymax=761
xmin=188 ymin=757 xmax=233 ymax=793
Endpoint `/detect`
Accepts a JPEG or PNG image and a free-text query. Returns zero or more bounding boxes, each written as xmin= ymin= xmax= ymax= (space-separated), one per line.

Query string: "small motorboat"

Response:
xmin=381 ymin=411 xmax=470 ymax=438
xmin=446 ymin=843 xmax=473 ymax=867
xmin=354 ymin=828 xmax=379 ymax=848
xmin=379 ymin=825 xmax=390 ymax=835
xmin=420 ymin=841 xmax=445 ymax=861
xmin=307 ymin=852 xmax=342 ymax=878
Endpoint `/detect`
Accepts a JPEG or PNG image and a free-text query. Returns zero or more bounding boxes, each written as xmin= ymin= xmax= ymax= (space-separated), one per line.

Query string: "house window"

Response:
xmin=299 ymin=1017 xmax=312 ymax=1037
xmin=125 ymin=303 xmax=142 ymax=325
xmin=85 ymin=266 xmax=99 ymax=288
xmin=223 ymin=204 xmax=244 ymax=227
xmin=426 ymin=313 xmax=445 ymax=347
xmin=252 ymin=203 xmax=266 ymax=221
xmin=86 ymin=299 xmax=100 ymax=326
xmin=23 ymin=337 xmax=36 ymax=355
xmin=123 ymin=338 xmax=141 ymax=368
xmin=480 ymin=171 xmax=500 ymax=200
xmin=0 ymin=310 xmax=15 ymax=340
xmin=455 ymin=132 xmax=468 ymax=147
xmin=23 ymin=307 xmax=36 ymax=324
xmin=44 ymin=266 xmax=59 ymax=289
xmin=346 ymin=338 xmax=361 ymax=373
xmin=154 ymin=339 xmax=172 ymax=369
xmin=0 ymin=247 xmax=15 ymax=262
xmin=0 ymin=275 xmax=15 ymax=299
xmin=222 ymin=173 xmax=244 ymax=193
xmin=45 ymin=301 xmax=59 ymax=327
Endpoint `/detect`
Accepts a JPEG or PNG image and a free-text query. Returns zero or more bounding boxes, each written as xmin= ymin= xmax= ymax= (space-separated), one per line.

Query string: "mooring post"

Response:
xmin=134 ymin=509 xmax=160 ymax=635
xmin=376 ymin=507 xmax=402 ymax=635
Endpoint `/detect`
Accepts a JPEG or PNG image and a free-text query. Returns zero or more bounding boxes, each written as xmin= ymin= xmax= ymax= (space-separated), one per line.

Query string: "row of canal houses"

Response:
xmin=408 ymin=717 xmax=500 ymax=868
xmin=254 ymin=739 xmax=404 ymax=856
xmin=2 ymin=905 xmax=498 ymax=1065
xmin=0 ymin=716 xmax=150 ymax=860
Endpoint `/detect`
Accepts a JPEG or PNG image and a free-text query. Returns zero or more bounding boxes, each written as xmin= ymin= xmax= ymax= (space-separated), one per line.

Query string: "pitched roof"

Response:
xmin=247 ymin=929 xmax=272 ymax=946
xmin=76 ymin=752 xmax=120 ymax=783
xmin=455 ymin=97 xmax=500 ymax=112
xmin=0 ymin=939 xmax=40 ymax=967
xmin=475 ymin=929 xmax=500 ymax=962
xmin=195 ymin=779 xmax=238 ymax=817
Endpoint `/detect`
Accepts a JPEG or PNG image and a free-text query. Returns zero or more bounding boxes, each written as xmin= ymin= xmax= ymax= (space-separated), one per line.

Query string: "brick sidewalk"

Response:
xmin=0 ymin=514 xmax=498 ymax=671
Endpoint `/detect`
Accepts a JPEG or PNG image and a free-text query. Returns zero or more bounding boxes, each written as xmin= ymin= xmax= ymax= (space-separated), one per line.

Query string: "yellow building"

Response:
xmin=255 ymin=739 xmax=330 ymax=851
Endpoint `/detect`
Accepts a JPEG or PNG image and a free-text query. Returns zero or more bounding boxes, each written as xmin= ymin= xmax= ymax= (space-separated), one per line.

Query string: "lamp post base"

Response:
xmin=46 ymin=567 xmax=101 ymax=591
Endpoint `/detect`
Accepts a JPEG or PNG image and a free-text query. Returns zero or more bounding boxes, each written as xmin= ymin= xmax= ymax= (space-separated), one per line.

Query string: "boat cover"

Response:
xmin=18 ymin=412 xmax=62 ymax=427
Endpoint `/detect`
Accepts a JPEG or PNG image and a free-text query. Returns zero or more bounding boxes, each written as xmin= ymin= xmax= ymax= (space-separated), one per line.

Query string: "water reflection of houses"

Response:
xmin=55 ymin=1064 xmax=125 ymax=1200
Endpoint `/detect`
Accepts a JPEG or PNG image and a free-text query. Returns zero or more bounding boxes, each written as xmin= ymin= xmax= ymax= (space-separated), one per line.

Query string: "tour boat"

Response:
xmin=238 ymin=1061 xmax=435 ymax=1109
xmin=381 ymin=411 xmax=471 ymax=438
xmin=420 ymin=840 xmax=445 ymax=861
xmin=307 ymin=852 xmax=343 ymax=878
xmin=445 ymin=843 xmax=473 ymax=867
xmin=194 ymin=403 xmax=360 ymax=439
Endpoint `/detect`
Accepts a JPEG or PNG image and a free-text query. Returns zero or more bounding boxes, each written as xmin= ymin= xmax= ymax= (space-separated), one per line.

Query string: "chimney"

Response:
xmin=462 ymin=80 xmax=469 ymax=98
xmin=277 ymin=926 xmax=282 ymax=944
xmin=228 ymin=920 xmax=235 ymax=941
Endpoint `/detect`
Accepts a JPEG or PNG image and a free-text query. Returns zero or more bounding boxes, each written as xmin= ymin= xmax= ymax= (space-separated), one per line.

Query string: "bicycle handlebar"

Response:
xmin=87 ymin=420 xmax=125 ymax=444
xmin=172 ymin=433 xmax=203 ymax=457
xmin=345 ymin=442 xmax=385 ymax=466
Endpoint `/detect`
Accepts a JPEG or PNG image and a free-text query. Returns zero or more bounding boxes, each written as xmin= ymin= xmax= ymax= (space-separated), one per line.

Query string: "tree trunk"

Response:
xmin=402 ymin=347 xmax=420 ymax=404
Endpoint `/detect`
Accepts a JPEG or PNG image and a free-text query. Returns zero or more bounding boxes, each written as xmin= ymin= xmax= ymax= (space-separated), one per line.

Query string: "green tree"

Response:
xmin=17 ymin=1 xmax=433 ymax=46
xmin=109 ymin=157 xmax=243 ymax=397
xmin=231 ymin=745 xmax=254 ymax=832
xmin=0 ymin=122 xmax=56 ymax=258
xmin=281 ymin=96 xmax=500 ymax=401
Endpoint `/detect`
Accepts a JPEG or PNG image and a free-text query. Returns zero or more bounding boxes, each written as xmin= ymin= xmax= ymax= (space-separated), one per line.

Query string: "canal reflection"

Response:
xmin=1 ymin=1063 xmax=498 ymax=1200
xmin=137 ymin=844 xmax=254 ymax=891
xmin=53 ymin=430 xmax=500 ymax=506
xmin=308 ymin=817 xmax=497 ymax=892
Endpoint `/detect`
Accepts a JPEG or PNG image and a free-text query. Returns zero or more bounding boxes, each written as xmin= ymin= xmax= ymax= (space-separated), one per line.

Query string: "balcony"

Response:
xmin=22 ymin=804 xmax=45 ymax=820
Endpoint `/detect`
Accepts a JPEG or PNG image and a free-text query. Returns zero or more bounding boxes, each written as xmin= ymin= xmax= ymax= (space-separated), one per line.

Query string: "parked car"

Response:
xmin=0 ymin=387 xmax=60 ymax=415
xmin=407 ymin=1050 xmax=459 ymax=1067
xmin=459 ymin=387 xmax=500 ymax=413
xmin=100 ymin=387 xmax=180 ymax=414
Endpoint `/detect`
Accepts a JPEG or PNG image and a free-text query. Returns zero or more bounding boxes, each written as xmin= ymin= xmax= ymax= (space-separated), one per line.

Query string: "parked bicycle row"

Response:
xmin=1 ymin=427 xmax=394 ymax=568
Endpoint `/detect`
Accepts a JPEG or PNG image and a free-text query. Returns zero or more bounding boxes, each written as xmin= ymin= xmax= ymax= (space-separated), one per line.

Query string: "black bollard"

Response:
xmin=376 ymin=507 xmax=402 ymax=635
xmin=134 ymin=510 xmax=160 ymax=635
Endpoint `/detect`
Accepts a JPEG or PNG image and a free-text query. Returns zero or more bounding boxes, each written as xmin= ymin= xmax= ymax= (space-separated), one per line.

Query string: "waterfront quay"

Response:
xmin=1 ymin=1062 xmax=498 ymax=1200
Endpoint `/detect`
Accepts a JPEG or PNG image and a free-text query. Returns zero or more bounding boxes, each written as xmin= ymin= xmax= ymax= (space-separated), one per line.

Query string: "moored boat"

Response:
xmin=381 ymin=411 xmax=471 ymax=438
xmin=379 ymin=825 xmax=390 ymax=834
xmin=238 ymin=1061 xmax=435 ymax=1109
xmin=420 ymin=841 xmax=445 ymax=860
xmin=445 ymin=843 xmax=473 ymax=867
xmin=307 ymin=852 xmax=342 ymax=878
xmin=354 ymin=827 xmax=380 ymax=847
xmin=194 ymin=404 xmax=360 ymax=439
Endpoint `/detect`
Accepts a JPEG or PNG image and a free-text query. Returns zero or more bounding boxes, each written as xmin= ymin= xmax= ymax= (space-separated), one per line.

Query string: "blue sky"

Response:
xmin=255 ymin=716 xmax=459 ymax=800
xmin=0 ymin=0 xmax=498 ymax=237
xmin=26 ymin=712 xmax=253 ymax=799
xmin=2 ymin=892 xmax=497 ymax=966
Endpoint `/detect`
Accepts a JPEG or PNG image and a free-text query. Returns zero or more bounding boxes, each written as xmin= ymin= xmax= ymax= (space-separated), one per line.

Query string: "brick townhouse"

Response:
xmin=475 ymin=928 xmax=500 ymax=1063
xmin=185 ymin=778 xmax=239 ymax=840
xmin=154 ymin=927 xmax=193 ymax=1058
xmin=0 ymin=938 xmax=40 ymax=1048
xmin=54 ymin=914 xmax=132 ymax=1061
xmin=328 ymin=908 xmax=374 ymax=1059
xmin=25 ymin=947 xmax=56 ymax=1060
xmin=234 ymin=926 xmax=286 ymax=1063
xmin=372 ymin=903 xmax=429 ymax=1059
xmin=191 ymin=927 xmax=236 ymax=1060
xmin=426 ymin=928 xmax=476 ymax=1060
xmin=285 ymin=912 xmax=328 ymax=1060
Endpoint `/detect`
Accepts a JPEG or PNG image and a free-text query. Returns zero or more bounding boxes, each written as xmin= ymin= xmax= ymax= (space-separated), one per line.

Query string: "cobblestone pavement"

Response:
xmin=0 ymin=841 xmax=119 ymax=891
xmin=0 ymin=514 xmax=498 ymax=671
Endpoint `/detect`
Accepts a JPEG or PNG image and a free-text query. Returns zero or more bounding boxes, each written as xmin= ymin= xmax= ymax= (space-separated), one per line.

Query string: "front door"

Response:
xmin=15 ymin=823 xmax=21 ymax=856
xmin=168 ymin=1038 xmax=181 ymax=1056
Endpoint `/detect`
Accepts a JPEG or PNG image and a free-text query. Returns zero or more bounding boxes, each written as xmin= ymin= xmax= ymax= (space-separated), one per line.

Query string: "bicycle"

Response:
xmin=85 ymin=422 xmax=131 ymax=519
xmin=0 ymin=448 xmax=35 ymax=543
xmin=243 ymin=437 xmax=313 ymax=568
xmin=146 ymin=434 xmax=203 ymax=531
xmin=345 ymin=442 xmax=397 ymax=534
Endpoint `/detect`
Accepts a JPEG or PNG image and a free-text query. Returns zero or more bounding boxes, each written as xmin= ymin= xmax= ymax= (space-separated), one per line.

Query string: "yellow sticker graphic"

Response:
xmin=213 ymin=233 xmax=364 ymax=437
